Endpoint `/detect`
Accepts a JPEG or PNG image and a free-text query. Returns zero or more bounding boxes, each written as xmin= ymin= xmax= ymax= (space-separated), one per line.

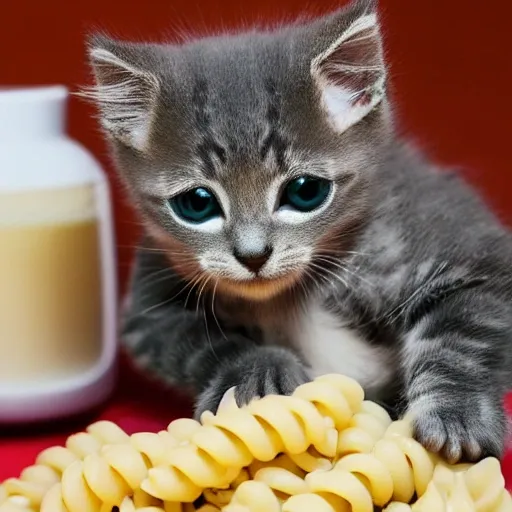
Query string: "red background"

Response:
xmin=1 ymin=0 xmax=511 ymax=292
xmin=2 ymin=0 xmax=512 ymax=491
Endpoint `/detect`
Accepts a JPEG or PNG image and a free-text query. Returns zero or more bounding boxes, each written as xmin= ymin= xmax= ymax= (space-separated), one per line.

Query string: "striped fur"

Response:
xmin=85 ymin=0 xmax=512 ymax=463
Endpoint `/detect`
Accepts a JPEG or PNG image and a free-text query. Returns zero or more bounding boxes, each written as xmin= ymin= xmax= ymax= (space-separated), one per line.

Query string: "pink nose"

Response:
xmin=234 ymin=247 xmax=273 ymax=273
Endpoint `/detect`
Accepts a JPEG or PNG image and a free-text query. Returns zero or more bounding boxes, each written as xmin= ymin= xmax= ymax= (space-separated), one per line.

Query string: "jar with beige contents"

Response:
xmin=0 ymin=86 xmax=117 ymax=423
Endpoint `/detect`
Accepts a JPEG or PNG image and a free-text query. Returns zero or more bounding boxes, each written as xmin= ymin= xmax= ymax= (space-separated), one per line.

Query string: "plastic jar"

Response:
xmin=0 ymin=86 xmax=117 ymax=422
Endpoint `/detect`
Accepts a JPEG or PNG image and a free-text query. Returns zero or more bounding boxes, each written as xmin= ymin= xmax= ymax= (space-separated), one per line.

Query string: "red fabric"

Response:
xmin=1 ymin=356 xmax=512 ymax=492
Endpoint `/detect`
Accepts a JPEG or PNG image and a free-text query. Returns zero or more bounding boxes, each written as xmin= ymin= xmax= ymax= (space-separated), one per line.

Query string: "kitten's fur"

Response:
xmin=84 ymin=0 xmax=512 ymax=463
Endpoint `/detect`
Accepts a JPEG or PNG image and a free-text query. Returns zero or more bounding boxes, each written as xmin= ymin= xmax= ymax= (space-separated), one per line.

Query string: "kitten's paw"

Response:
xmin=408 ymin=394 xmax=506 ymax=463
xmin=194 ymin=346 xmax=310 ymax=420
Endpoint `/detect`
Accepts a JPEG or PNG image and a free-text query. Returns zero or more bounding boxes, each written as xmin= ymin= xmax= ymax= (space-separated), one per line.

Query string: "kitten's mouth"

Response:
xmin=217 ymin=272 xmax=301 ymax=301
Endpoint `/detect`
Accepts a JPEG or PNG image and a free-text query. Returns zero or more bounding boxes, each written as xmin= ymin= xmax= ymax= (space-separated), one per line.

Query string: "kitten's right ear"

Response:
xmin=80 ymin=35 xmax=160 ymax=152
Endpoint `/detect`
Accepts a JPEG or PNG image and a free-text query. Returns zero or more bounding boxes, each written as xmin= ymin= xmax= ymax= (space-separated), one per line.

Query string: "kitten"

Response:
xmin=83 ymin=0 xmax=512 ymax=463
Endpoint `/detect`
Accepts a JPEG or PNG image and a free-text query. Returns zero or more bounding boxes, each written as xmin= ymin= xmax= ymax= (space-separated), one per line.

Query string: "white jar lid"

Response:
xmin=0 ymin=85 xmax=107 ymax=193
xmin=0 ymin=85 xmax=67 ymax=139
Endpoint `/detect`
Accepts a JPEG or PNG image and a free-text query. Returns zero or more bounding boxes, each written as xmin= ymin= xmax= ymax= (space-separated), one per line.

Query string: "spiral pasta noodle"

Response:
xmin=0 ymin=421 xmax=129 ymax=512
xmin=1 ymin=373 xmax=510 ymax=511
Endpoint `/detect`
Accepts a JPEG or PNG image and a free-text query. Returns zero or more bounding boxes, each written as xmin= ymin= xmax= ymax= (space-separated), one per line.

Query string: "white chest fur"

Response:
xmin=291 ymin=300 xmax=394 ymax=399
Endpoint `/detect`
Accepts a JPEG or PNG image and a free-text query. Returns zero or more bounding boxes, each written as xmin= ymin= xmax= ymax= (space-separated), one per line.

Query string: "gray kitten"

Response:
xmin=83 ymin=0 xmax=512 ymax=463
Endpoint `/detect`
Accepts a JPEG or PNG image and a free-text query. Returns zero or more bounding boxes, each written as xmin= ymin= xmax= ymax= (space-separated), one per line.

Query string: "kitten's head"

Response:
xmin=84 ymin=0 xmax=392 ymax=301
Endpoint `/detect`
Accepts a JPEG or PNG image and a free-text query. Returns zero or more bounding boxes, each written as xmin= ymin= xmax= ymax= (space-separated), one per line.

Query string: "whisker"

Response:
xmin=119 ymin=244 xmax=196 ymax=260
xmin=385 ymin=261 xmax=448 ymax=324
xmin=316 ymin=224 xmax=363 ymax=240
xmin=196 ymin=274 xmax=212 ymax=317
xmin=309 ymin=261 xmax=350 ymax=290
xmin=137 ymin=267 xmax=174 ymax=291
xmin=211 ymin=279 xmax=227 ymax=340
xmin=315 ymin=247 xmax=370 ymax=259
xmin=184 ymin=272 xmax=205 ymax=309
xmin=167 ymin=274 xmax=200 ymax=304
xmin=314 ymin=256 xmax=374 ymax=288
xmin=199 ymin=276 xmax=219 ymax=363
xmin=139 ymin=271 xmax=201 ymax=315
xmin=118 ymin=245 xmax=170 ymax=253
xmin=304 ymin=265 xmax=336 ymax=295
xmin=297 ymin=269 xmax=318 ymax=303
xmin=139 ymin=294 xmax=176 ymax=316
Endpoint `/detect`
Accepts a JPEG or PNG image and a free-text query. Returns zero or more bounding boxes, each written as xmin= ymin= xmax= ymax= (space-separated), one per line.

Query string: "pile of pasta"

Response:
xmin=1 ymin=373 xmax=511 ymax=511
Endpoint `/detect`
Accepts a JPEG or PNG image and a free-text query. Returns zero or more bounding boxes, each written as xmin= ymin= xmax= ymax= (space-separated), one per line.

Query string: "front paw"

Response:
xmin=194 ymin=346 xmax=310 ymax=420
xmin=407 ymin=394 xmax=506 ymax=463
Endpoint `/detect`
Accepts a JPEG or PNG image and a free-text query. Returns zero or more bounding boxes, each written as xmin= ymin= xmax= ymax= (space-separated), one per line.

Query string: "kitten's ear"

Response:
xmin=80 ymin=35 xmax=160 ymax=152
xmin=311 ymin=0 xmax=386 ymax=134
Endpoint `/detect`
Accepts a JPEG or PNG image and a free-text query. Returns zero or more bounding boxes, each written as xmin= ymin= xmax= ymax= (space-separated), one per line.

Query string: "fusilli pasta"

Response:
xmin=0 ymin=421 xmax=128 ymax=511
xmin=1 ymin=373 xmax=510 ymax=511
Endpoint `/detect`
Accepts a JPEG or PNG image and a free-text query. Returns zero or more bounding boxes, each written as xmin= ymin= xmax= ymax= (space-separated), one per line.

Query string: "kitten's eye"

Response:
xmin=169 ymin=187 xmax=222 ymax=223
xmin=280 ymin=176 xmax=332 ymax=212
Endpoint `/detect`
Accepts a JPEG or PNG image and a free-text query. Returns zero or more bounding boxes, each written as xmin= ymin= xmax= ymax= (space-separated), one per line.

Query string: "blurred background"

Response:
xmin=1 ymin=0 xmax=510 ymax=295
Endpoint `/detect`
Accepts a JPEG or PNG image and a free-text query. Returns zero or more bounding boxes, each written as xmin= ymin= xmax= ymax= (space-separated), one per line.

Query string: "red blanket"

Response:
xmin=2 ymin=356 xmax=512 ymax=492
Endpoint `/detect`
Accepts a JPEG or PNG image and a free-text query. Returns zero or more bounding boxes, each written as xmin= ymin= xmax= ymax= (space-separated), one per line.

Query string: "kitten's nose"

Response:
xmin=234 ymin=246 xmax=273 ymax=273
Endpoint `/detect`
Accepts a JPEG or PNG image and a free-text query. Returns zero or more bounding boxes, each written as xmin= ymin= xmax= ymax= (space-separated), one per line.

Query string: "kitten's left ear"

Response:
xmin=311 ymin=0 xmax=386 ymax=134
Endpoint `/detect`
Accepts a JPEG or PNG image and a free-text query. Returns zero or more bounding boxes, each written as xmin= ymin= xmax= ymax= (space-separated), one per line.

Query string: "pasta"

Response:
xmin=0 ymin=373 xmax=510 ymax=512
xmin=0 ymin=421 xmax=129 ymax=511
xmin=383 ymin=458 xmax=512 ymax=511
